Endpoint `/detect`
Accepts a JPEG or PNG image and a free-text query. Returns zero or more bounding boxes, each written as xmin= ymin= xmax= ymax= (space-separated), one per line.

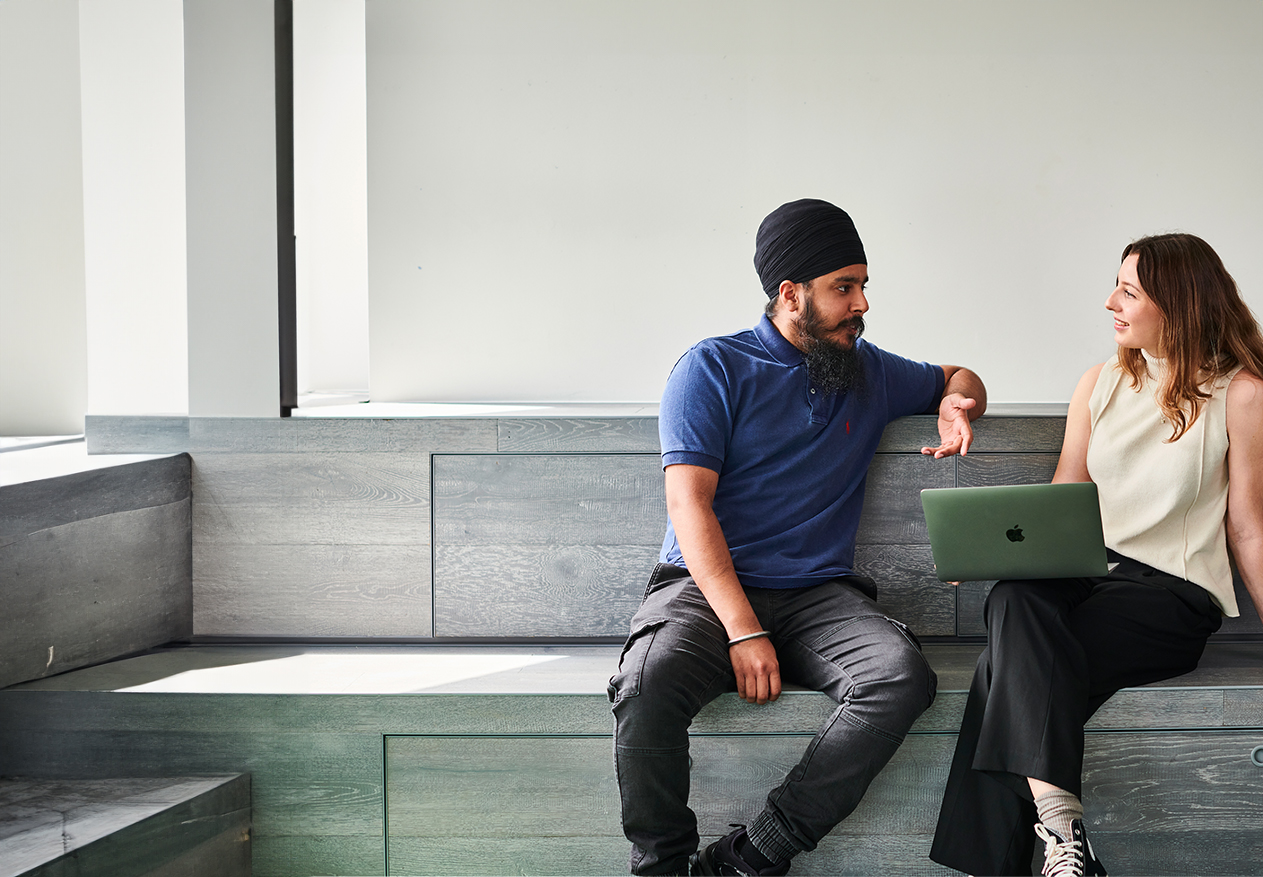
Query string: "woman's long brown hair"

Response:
xmin=1118 ymin=233 xmax=1263 ymax=441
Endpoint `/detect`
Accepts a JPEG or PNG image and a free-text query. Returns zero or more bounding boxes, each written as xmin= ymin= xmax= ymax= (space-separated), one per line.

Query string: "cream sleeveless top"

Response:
xmin=1086 ymin=354 xmax=1239 ymax=616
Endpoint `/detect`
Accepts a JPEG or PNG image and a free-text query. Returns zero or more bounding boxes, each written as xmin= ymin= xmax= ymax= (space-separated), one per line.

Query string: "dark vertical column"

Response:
xmin=275 ymin=0 xmax=297 ymax=416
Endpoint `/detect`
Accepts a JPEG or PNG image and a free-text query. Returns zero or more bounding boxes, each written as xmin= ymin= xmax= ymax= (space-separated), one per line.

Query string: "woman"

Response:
xmin=929 ymin=233 xmax=1263 ymax=876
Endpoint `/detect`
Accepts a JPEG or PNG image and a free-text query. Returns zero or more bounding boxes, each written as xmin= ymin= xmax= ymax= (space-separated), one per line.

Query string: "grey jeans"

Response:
xmin=608 ymin=564 xmax=937 ymax=875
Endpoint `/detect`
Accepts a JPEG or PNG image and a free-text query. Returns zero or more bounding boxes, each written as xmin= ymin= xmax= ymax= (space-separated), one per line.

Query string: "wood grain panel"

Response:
xmin=386 ymin=835 xmax=956 ymax=876
xmin=498 ymin=418 xmax=661 ymax=453
xmin=85 ymin=415 xmax=191 ymax=454
xmin=433 ymin=454 xmax=666 ymax=543
xmin=0 ymin=502 xmax=191 ymax=689
xmin=1087 ymin=829 xmax=1263 ymax=877
xmin=252 ymin=835 xmax=385 ymax=877
xmin=387 ymin=837 xmax=629 ymax=877
xmin=855 ymin=454 xmax=954 ymax=545
xmin=0 ymin=453 xmax=189 ymax=545
xmin=854 ymin=544 xmax=956 ymax=636
xmin=0 ymin=775 xmax=250 ymax=877
xmin=690 ymin=734 xmax=953 ymax=835
xmin=434 ymin=543 xmax=655 ymax=637
xmin=384 ymin=735 xmax=959 ymax=875
xmin=192 ymin=453 xmax=430 ymax=546
xmin=877 ymin=415 xmax=1065 ymax=454
xmin=187 ymin=417 xmax=498 ymax=453
xmin=0 ymin=726 xmax=381 ymax=838
xmin=956 ymin=453 xmax=1060 ymax=487
xmin=386 ymin=736 xmax=619 ymax=836
xmin=1082 ymin=732 xmax=1263 ymax=836
xmin=194 ymin=543 xmax=431 ymax=637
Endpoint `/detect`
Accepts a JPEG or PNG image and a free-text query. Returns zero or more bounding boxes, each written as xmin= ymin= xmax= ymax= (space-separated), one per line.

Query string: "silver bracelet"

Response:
xmin=727 ymin=630 xmax=771 ymax=646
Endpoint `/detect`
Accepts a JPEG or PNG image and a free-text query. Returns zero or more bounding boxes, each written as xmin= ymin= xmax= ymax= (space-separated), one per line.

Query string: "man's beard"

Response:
xmin=796 ymin=294 xmax=866 ymax=395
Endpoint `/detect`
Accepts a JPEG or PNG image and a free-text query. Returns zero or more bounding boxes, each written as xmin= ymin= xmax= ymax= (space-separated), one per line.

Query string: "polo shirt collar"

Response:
xmin=754 ymin=315 xmax=804 ymax=367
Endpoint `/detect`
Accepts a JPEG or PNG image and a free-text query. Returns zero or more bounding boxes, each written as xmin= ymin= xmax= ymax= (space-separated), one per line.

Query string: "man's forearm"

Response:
xmin=664 ymin=464 xmax=764 ymax=639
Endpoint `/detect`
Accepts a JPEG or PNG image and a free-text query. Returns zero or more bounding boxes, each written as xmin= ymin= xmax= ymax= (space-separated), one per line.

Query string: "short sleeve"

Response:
xmin=874 ymin=346 xmax=944 ymax=418
xmin=658 ymin=344 xmax=731 ymax=473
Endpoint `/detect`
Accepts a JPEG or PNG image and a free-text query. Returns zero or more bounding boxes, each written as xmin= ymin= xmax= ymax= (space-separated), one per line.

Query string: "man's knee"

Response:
xmin=880 ymin=630 xmax=937 ymax=709
xmin=846 ymin=620 xmax=937 ymax=720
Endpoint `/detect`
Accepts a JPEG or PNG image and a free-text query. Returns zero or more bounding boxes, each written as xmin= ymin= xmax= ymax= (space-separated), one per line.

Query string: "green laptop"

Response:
xmin=920 ymin=482 xmax=1110 ymax=582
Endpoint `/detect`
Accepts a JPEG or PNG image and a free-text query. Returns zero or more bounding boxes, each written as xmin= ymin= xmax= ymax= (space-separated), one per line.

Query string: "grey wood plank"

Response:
xmin=498 ymin=417 xmax=661 ymax=453
xmin=0 ymin=775 xmax=249 ymax=877
xmin=252 ymin=835 xmax=384 ymax=877
xmin=0 ymin=502 xmax=192 ymax=689
xmin=0 ymin=691 xmax=620 ymax=738
xmin=855 ymin=544 xmax=957 ymax=636
xmin=193 ymin=543 xmax=432 ymax=637
xmin=387 ymin=836 xmax=630 ymax=877
xmin=84 ymin=415 xmax=191 ymax=454
xmin=0 ymin=726 xmax=381 ymax=838
xmin=434 ymin=543 xmax=655 ymax=637
xmin=1086 ymin=829 xmax=1263 ymax=877
xmin=1223 ymin=690 xmax=1263 ymax=726
xmin=387 ymin=835 xmax=957 ymax=876
xmin=855 ymin=454 xmax=954 ymax=544
xmin=433 ymin=454 xmax=666 ymax=544
xmin=188 ymin=417 xmax=498 ymax=453
xmin=1088 ymin=689 xmax=1225 ymax=728
xmin=383 ymin=735 xmax=953 ymax=838
xmin=192 ymin=453 xmax=430 ymax=546
xmin=1082 ymin=732 xmax=1263 ymax=833
xmin=956 ymin=453 xmax=1060 ymax=487
xmin=0 ymin=453 xmax=189 ymax=545
xmin=138 ymin=817 xmax=253 ymax=877
xmin=877 ymin=415 xmax=1066 ymax=454
xmin=385 ymin=736 xmax=620 ymax=836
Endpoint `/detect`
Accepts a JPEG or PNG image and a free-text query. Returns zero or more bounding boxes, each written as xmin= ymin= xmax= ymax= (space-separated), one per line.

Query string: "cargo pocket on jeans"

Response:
xmin=608 ymin=619 xmax=667 ymax=705
xmin=884 ymin=615 xmax=938 ymax=704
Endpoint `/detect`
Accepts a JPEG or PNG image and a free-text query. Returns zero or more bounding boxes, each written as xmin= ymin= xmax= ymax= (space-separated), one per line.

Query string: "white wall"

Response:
xmin=366 ymin=0 xmax=1263 ymax=404
xmin=0 ymin=0 xmax=88 ymax=436
xmin=80 ymin=0 xmax=188 ymax=417
xmin=184 ymin=0 xmax=281 ymax=417
xmin=294 ymin=0 xmax=370 ymax=397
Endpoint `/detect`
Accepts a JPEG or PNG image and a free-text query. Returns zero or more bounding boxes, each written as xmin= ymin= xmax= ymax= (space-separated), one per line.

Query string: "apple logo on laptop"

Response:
xmin=1006 ymin=524 xmax=1025 ymax=543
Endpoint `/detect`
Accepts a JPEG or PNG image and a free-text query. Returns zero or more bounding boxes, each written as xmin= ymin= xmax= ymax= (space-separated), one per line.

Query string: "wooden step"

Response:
xmin=0 ymin=774 xmax=249 ymax=877
xmin=1 ymin=643 xmax=1260 ymax=875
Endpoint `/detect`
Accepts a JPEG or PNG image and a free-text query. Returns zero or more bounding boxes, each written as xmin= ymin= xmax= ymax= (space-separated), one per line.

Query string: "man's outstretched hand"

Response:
xmin=922 ymin=393 xmax=978 ymax=458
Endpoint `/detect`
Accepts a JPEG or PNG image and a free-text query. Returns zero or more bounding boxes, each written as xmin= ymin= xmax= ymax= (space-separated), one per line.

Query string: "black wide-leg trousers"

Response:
xmin=930 ymin=554 xmax=1222 ymax=876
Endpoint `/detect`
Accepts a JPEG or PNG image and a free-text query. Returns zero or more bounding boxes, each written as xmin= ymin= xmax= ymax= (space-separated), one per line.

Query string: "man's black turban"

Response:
xmin=753 ymin=199 xmax=867 ymax=298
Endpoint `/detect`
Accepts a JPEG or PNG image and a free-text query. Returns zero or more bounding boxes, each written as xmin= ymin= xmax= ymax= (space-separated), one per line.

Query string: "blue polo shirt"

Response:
xmin=659 ymin=316 xmax=944 ymax=590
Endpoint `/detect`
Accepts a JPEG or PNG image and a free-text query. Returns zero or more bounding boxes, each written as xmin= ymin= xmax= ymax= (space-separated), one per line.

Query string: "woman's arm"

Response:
xmin=1052 ymin=363 xmax=1104 ymax=484
xmin=1225 ymin=370 xmax=1263 ymax=621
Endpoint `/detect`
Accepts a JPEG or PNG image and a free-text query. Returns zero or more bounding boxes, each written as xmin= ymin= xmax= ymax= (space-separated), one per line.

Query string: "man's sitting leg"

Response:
xmin=697 ymin=580 xmax=937 ymax=871
xmin=610 ymin=575 xmax=735 ymax=875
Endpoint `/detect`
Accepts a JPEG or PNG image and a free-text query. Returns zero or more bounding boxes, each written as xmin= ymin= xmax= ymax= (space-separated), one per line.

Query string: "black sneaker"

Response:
xmin=1034 ymin=818 xmax=1107 ymax=877
xmin=690 ymin=826 xmax=790 ymax=876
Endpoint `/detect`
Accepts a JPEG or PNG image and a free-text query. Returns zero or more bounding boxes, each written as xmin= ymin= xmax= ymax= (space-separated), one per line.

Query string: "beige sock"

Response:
xmin=1034 ymin=788 xmax=1083 ymax=842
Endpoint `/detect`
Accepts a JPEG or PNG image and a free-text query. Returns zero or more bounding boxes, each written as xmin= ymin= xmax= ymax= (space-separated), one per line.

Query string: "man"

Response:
xmin=608 ymin=198 xmax=986 ymax=875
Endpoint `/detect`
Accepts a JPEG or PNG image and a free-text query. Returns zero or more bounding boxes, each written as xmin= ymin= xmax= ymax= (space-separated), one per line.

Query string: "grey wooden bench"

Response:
xmin=2 ymin=410 xmax=1261 ymax=876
